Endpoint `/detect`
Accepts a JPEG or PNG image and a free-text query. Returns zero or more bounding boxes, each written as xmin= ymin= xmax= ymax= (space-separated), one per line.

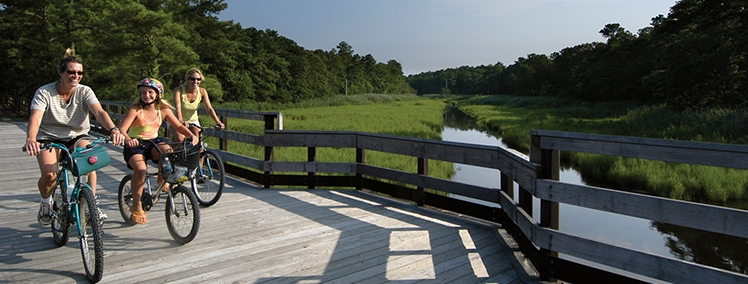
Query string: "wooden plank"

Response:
xmin=543 ymin=228 xmax=748 ymax=284
xmin=266 ymin=161 xmax=356 ymax=173
xmin=536 ymin=179 xmax=748 ymax=239
xmin=533 ymin=129 xmax=748 ymax=169
xmin=204 ymin=129 xmax=264 ymax=145
xmin=358 ymin=164 xmax=501 ymax=203
xmin=357 ymin=132 xmax=533 ymax=167
xmin=358 ymin=133 xmax=538 ymax=189
xmin=264 ymin=130 xmax=357 ymax=147
xmin=497 ymin=189 xmax=542 ymax=248
xmin=219 ymin=151 xmax=263 ymax=170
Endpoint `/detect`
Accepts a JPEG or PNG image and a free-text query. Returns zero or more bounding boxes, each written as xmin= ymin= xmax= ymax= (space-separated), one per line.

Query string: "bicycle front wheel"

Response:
xmin=194 ymin=149 xmax=225 ymax=207
xmin=165 ymin=185 xmax=200 ymax=244
xmin=52 ymin=183 xmax=70 ymax=246
xmin=78 ymin=187 xmax=104 ymax=283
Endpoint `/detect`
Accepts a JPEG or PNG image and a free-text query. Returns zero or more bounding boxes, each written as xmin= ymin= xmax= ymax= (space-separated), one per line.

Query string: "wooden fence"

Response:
xmin=100 ymin=101 xmax=748 ymax=283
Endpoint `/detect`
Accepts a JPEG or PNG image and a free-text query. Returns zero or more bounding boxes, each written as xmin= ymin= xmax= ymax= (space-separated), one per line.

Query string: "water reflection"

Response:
xmin=442 ymin=105 xmax=747 ymax=274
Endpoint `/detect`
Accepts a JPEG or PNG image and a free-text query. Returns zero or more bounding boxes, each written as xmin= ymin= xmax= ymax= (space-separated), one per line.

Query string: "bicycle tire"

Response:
xmin=117 ymin=174 xmax=137 ymax=225
xmin=51 ymin=185 xmax=70 ymax=246
xmin=194 ymin=148 xmax=225 ymax=207
xmin=165 ymin=185 xmax=200 ymax=244
xmin=78 ymin=187 xmax=104 ymax=283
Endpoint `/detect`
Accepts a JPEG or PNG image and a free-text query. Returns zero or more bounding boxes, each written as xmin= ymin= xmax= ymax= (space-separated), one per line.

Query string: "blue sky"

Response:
xmin=217 ymin=0 xmax=677 ymax=75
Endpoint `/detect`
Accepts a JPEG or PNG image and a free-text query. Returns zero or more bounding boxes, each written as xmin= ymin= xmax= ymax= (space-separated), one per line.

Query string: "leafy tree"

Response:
xmin=407 ymin=1 xmax=748 ymax=109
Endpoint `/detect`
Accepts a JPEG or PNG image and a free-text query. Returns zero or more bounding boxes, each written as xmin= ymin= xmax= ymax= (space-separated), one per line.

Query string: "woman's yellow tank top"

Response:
xmin=180 ymin=86 xmax=202 ymax=123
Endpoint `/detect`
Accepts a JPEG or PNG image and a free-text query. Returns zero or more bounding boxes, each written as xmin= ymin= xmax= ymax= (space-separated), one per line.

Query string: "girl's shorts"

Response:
xmin=123 ymin=137 xmax=166 ymax=169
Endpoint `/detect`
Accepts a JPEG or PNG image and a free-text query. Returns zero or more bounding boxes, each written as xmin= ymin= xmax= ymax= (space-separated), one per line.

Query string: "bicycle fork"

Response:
xmin=71 ymin=183 xmax=92 ymax=238
xmin=167 ymin=190 xmax=191 ymax=218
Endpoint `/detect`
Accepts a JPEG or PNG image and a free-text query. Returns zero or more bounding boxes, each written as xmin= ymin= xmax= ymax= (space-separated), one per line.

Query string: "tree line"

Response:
xmin=407 ymin=0 xmax=748 ymax=110
xmin=0 ymin=0 xmax=414 ymax=112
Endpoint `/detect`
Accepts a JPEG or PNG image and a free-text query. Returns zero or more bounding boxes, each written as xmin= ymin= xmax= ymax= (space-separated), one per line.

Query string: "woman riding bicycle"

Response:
xmin=169 ymin=68 xmax=224 ymax=142
xmin=24 ymin=50 xmax=125 ymax=226
xmin=118 ymin=78 xmax=197 ymax=224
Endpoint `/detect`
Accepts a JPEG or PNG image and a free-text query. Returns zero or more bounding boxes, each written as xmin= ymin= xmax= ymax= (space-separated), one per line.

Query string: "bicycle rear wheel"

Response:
xmin=78 ymin=187 xmax=104 ymax=283
xmin=117 ymin=174 xmax=137 ymax=225
xmin=165 ymin=185 xmax=200 ymax=244
xmin=194 ymin=149 xmax=225 ymax=207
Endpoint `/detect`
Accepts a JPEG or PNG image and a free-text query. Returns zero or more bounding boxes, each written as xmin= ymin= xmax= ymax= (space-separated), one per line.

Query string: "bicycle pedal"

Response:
xmin=141 ymin=192 xmax=154 ymax=211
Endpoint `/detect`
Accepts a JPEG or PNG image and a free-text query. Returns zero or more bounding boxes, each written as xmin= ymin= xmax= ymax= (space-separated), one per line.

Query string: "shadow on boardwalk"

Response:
xmin=0 ymin=118 xmax=540 ymax=283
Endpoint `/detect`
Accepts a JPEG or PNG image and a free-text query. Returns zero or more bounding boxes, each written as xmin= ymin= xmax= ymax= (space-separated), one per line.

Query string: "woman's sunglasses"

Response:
xmin=66 ymin=70 xmax=84 ymax=76
xmin=188 ymin=77 xmax=202 ymax=81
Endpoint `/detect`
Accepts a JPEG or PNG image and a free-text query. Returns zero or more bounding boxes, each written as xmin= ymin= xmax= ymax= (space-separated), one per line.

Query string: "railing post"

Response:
xmin=500 ymin=173 xmax=514 ymax=200
xmin=263 ymin=114 xmax=275 ymax=188
xmin=530 ymin=133 xmax=560 ymax=281
xmin=116 ymin=105 xmax=122 ymax=127
xmin=308 ymin=147 xmax=316 ymax=189
xmin=356 ymin=148 xmax=365 ymax=190
xmin=219 ymin=115 xmax=228 ymax=151
xmin=518 ymin=186 xmax=533 ymax=218
xmin=416 ymin=157 xmax=427 ymax=206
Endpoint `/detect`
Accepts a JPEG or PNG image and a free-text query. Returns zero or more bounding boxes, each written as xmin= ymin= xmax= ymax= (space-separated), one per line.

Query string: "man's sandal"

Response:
xmin=130 ymin=209 xmax=148 ymax=224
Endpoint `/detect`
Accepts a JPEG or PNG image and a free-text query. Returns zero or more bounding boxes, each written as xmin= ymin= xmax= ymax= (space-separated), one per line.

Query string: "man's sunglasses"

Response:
xmin=66 ymin=70 xmax=84 ymax=76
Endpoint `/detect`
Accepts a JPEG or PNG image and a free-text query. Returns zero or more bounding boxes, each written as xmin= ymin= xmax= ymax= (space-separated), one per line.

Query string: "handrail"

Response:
xmin=99 ymin=100 xmax=748 ymax=284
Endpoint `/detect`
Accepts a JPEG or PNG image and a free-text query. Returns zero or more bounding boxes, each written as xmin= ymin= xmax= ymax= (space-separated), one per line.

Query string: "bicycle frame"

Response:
xmin=117 ymin=138 xmax=201 ymax=243
xmin=43 ymin=141 xmax=98 ymax=236
xmin=55 ymin=166 xmax=89 ymax=237
xmin=139 ymin=171 xmax=183 ymax=216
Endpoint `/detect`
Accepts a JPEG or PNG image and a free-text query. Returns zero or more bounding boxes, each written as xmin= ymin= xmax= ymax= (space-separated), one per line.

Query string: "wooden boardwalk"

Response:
xmin=0 ymin=118 xmax=540 ymax=283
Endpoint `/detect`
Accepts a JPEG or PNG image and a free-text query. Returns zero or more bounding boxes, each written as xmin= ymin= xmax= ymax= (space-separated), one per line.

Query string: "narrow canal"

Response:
xmin=441 ymin=105 xmax=747 ymax=275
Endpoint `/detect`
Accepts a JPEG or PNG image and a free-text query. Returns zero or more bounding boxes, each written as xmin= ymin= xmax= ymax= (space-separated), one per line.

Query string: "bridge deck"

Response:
xmin=0 ymin=117 xmax=539 ymax=283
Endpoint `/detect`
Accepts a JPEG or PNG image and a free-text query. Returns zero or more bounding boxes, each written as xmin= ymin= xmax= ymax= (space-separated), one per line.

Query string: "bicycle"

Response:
xmin=189 ymin=123 xmax=225 ymax=207
xmin=23 ymin=136 xmax=109 ymax=283
xmin=116 ymin=138 xmax=201 ymax=244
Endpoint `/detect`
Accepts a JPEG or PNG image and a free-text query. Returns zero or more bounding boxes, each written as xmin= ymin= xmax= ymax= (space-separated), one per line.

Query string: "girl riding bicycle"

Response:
xmin=118 ymin=78 xmax=198 ymax=224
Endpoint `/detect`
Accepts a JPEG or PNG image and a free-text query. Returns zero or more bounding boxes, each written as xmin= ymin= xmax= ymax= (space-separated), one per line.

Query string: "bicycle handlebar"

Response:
xmin=186 ymin=123 xmax=221 ymax=134
xmin=22 ymin=136 xmax=111 ymax=153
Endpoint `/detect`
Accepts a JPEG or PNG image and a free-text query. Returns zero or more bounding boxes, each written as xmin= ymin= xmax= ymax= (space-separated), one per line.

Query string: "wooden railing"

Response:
xmin=100 ymin=101 xmax=748 ymax=284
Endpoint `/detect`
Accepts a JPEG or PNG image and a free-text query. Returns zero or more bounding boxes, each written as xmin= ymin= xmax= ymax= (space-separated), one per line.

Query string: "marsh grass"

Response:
xmin=219 ymin=93 xmax=424 ymax=111
xmin=449 ymin=94 xmax=748 ymax=203
xmin=209 ymin=94 xmax=453 ymax=188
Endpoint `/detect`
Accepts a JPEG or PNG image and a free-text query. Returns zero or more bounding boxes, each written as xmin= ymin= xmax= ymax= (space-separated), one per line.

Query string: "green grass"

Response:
xmin=448 ymin=94 xmax=748 ymax=203
xmin=208 ymin=94 xmax=454 ymax=186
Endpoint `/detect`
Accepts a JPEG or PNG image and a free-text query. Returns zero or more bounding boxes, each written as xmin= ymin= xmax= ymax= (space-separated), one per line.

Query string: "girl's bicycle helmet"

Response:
xmin=137 ymin=78 xmax=164 ymax=95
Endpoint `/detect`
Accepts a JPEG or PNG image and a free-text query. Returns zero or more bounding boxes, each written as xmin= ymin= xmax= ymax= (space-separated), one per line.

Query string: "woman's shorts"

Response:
xmin=38 ymin=134 xmax=90 ymax=150
xmin=123 ymin=137 xmax=166 ymax=169
xmin=38 ymin=134 xmax=90 ymax=160
xmin=167 ymin=120 xmax=201 ymax=131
